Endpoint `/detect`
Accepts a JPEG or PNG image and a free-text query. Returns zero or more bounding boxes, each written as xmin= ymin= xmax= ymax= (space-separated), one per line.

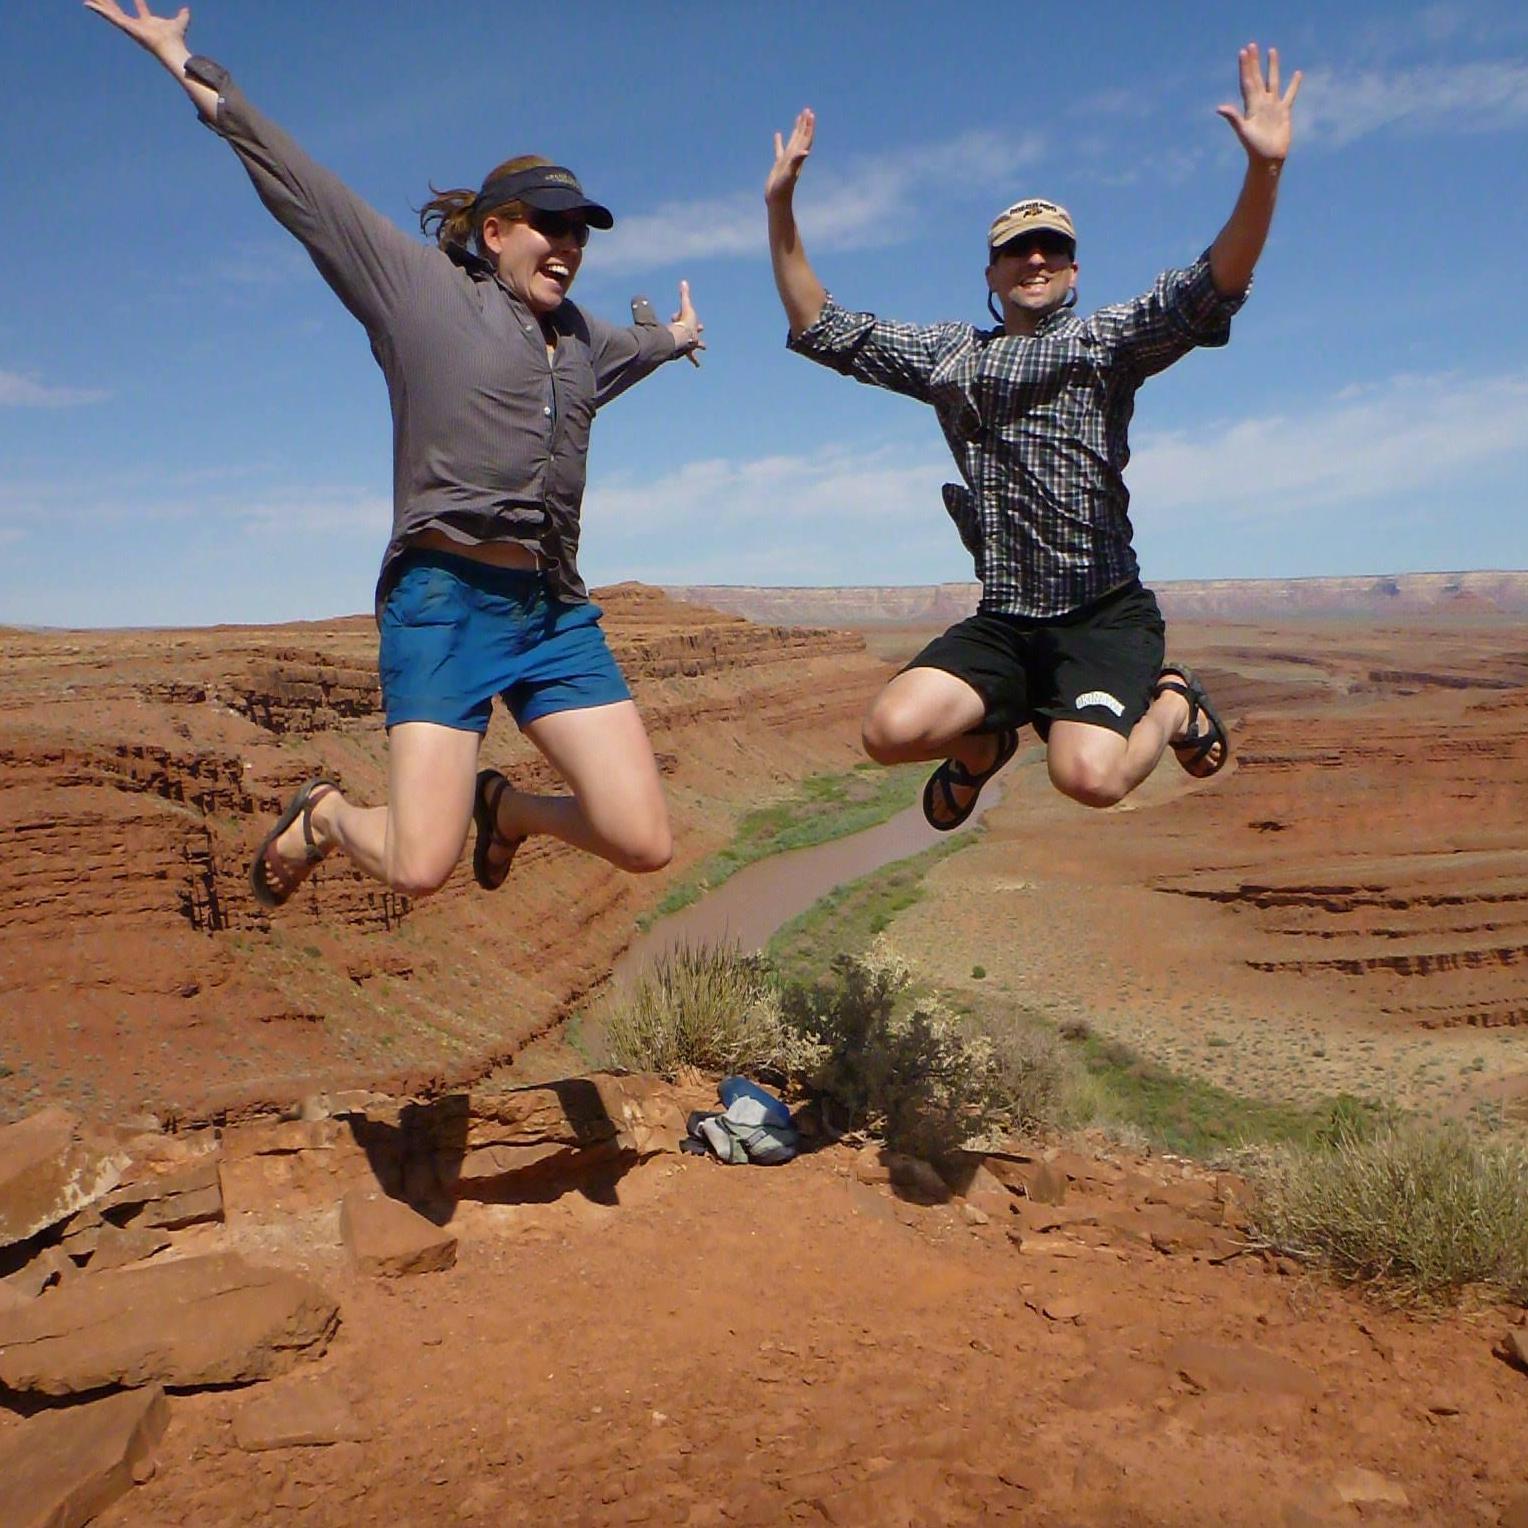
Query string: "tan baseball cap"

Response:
xmin=987 ymin=198 xmax=1077 ymax=254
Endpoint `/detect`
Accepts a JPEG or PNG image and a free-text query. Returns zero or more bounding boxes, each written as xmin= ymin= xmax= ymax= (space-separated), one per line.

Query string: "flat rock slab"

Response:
xmin=0 ymin=1385 xmax=168 ymax=1528
xmin=340 ymin=1189 xmax=457 ymax=1277
xmin=233 ymin=1378 xmax=369 ymax=1451
xmin=87 ymin=1223 xmax=172 ymax=1273
xmin=0 ymin=1252 xmax=339 ymax=1397
xmin=0 ymin=1108 xmax=126 ymax=1249
xmin=1167 ymin=1338 xmax=1321 ymax=1400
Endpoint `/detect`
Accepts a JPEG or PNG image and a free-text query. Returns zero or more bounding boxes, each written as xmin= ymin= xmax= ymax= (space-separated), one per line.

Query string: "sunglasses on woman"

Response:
xmin=526 ymin=210 xmax=591 ymax=248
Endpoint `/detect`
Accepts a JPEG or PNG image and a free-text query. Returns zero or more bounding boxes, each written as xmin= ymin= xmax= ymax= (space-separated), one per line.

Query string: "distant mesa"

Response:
xmin=662 ymin=571 xmax=1528 ymax=627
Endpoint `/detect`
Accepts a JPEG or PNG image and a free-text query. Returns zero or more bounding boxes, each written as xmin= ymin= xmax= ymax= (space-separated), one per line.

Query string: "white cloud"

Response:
xmin=582 ymin=369 xmax=1528 ymax=585
xmin=1298 ymin=60 xmax=1528 ymax=147
xmin=0 ymin=370 xmax=109 ymax=408
xmin=1130 ymin=371 xmax=1528 ymax=519
xmin=231 ymin=486 xmax=392 ymax=535
xmin=596 ymin=130 xmax=1044 ymax=275
xmin=581 ymin=441 xmax=964 ymax=584
xmin=205 ymin=241 xmax=317 ymax=288
xmin=0 ymin=473 xmax=387 ymax=540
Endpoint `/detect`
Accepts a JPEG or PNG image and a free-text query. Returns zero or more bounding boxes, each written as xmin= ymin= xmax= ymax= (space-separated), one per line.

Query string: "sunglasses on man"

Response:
xmin=992 ymin=231 xmax=1076 ymax=262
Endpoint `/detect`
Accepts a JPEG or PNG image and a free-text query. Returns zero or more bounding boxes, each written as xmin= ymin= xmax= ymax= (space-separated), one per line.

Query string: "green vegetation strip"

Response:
xmin=767 ymin=838 xmax=973 ymax=986
xmin=641 ymin=762 xmax=929 ymax=928
xmin=1071 ymin=1032 xmax=1383 ymax=1159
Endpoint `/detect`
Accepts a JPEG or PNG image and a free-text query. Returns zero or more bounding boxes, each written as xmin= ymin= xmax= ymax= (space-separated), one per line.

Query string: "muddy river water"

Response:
xmin=613 ymin=781 xmax=1003 ymax=984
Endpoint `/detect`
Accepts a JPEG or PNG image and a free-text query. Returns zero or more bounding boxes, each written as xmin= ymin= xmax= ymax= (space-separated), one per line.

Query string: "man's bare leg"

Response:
xmin=860 ymin=667 xmax=1009 ymax=820
xmin=1046 ymin=684 xmax=1194 ymax=807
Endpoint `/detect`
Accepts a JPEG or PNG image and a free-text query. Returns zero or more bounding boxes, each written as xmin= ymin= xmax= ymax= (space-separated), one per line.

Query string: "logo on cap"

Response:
xmin=987 ymin=197 xmax=1077 ymax=252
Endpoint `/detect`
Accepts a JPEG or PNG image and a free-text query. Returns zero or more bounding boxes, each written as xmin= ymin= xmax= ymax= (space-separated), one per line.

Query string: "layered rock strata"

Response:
xmin=0 ymin=589 xmax=887 ymax=1123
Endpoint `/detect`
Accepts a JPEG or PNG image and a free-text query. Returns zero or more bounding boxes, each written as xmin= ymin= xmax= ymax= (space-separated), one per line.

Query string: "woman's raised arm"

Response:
xmin=84 ymin=1 xmax=217 ymax=118
xmin=765 ymin=109 xmax=828 ymax=338
xmin=84 ymin=0 xmax=427 ymax=337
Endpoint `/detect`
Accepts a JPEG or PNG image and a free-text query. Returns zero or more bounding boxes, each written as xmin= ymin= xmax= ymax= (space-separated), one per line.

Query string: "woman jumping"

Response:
xmin=766 ymin=45 xmax=1299 ymax=829
xmin=88 ymin=1 xmax=705 ymax=909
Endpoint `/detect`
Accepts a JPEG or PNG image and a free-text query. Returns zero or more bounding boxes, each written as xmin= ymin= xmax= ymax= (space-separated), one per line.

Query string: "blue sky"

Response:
xmin=3 ymin=0 xmax=1526 ymax=626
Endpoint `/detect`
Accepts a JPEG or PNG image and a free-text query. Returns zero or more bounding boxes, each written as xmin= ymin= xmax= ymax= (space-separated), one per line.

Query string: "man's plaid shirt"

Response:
xmin=788 ymin=252 xmax=1246 ymax=619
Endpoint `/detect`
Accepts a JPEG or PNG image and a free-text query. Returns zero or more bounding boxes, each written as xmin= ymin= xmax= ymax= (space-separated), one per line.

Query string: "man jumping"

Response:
xmin=766 ymin=44 xmax=1300 ymax=828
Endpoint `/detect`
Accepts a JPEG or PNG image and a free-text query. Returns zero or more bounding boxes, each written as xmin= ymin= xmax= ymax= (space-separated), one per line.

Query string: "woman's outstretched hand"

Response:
xmin=1217 ymin=42 xmax=1301 ymax=165
xmin=669 ymin=280 xmax=705 ymax=368
xmin=84 ymin=0 xmax=192 ymax=70
xmin=765 ymin=109 xmax=815 ymax=206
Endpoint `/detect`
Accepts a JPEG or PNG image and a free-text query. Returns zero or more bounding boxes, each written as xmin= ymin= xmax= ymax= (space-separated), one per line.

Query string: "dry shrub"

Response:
xmin=780 ymin=939 xmax=1050 ymax=1159
xmin=1251 ymin=1117 xmax=1528 ymax=1303
xmin=599 ymin=942 xmax=817 ymax=1080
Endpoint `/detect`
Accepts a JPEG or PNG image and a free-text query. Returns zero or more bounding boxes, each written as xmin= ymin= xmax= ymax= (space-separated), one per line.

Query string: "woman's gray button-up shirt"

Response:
xmin=184 ymin=55 xmax=679 ymax=615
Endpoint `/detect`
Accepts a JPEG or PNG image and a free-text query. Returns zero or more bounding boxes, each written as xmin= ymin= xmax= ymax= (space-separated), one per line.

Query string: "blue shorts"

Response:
xmin=378 ymin=549 xmax=632 ymax=733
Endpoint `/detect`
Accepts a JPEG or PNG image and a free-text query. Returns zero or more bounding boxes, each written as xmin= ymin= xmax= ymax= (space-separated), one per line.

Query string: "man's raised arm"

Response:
xmin=765 ymin=109 xmax=828 ymax=338
xmin=1208 ymin=43 xmax=1301 ymax=297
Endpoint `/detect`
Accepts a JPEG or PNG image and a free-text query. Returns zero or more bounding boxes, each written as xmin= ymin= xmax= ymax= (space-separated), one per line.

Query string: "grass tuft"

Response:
xmin=1250 ymin=1117 xmax=1528 ymax=1303
xmin=598 ymin=942 xmax=810 ymax=1080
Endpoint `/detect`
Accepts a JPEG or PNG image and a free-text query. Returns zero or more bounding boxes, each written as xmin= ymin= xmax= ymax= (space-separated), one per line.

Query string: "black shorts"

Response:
xmin=904 ymin=580 xmax=1166 ymax=740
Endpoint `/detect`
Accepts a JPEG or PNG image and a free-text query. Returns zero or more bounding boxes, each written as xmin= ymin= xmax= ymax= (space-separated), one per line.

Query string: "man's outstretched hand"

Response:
xmin=1218 ymin=43 xmax=1301 ymax=164
xmin=766 ymin=109 xmax=815 ymax=206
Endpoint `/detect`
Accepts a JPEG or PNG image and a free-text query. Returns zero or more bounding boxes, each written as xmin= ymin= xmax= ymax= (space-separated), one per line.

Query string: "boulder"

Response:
xmin=0 ymin=1252 xmax=339 ymax=1397
xmin=219 ymin=1117 xmax=378 ymax=1218
xmin=1498 ymin=1327 xmax=1528 ymax=1374
xmin=87 ymin=1223 xmax=173 ymax=1272
xmin=440 ymin=1075 xmax=685 ymax=1200
xmin=1331 ymin=1468 xmax=1409 ymax=1508
xmin=340 ymin=1188 xmax=457 ymax=1277
xmin=0 ymin=1385 xmax=168 ymax=1528
xmin=2 ymin=1246 xmax=72 ymax=1300
xmin=984 ymin=1155 xmax=1066 ymax=1205
xmin=98 ymin=1156 xmax=223 ymax=1232
xmin=0 ymin=1108 xmax=127 ymax=1249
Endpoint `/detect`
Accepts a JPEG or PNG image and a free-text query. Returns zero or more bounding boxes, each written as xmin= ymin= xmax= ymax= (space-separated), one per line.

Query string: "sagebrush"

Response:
xmin=779 ymin=938 xmax=1061 ymax=1158
xmin=1251 ymin=1116 xmax=1528 ymax=1303
xmin=599 ymin=943 xmax=818 ymax=1079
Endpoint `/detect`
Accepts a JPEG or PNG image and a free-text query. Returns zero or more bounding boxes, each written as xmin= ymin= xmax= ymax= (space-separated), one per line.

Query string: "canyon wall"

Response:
xmin=0 ymin=587 xmax=888 ymax=1124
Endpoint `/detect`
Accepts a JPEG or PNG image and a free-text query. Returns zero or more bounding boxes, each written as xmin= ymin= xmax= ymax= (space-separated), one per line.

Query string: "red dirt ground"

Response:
xmin=88 ymin=1143 xmax=1528 ymax=1527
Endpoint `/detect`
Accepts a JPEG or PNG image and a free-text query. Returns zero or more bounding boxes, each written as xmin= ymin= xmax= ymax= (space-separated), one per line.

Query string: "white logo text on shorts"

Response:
xmin=1074 ymin=690 xmax=1125 ymax=716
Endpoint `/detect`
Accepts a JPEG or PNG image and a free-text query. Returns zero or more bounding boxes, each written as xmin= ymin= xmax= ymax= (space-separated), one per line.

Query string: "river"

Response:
xmin=612 ymin=780 xmax=1005 ymax=984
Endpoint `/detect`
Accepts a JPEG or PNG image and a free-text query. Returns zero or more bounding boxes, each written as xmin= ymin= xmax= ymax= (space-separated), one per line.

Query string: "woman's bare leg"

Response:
xmin=262 ymin=722 xmax=481 ymax=898
xmin=490 ymin=701 xmax=672 ymax=873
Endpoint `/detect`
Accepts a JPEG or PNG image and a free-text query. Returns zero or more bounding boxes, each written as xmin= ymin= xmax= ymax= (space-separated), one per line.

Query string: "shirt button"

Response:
xmin=542 ymin=405 xmax=552 ymax=416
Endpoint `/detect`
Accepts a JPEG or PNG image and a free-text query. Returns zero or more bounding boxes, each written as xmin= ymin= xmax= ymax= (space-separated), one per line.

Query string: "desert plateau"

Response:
xmin=2 ymin=573 xmax=1527 ymax=1527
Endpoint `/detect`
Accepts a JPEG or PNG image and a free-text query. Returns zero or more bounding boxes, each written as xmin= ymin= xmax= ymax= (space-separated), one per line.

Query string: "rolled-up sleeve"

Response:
xmin=1086 ymin=252 xmax=1249 ymax=381
xmin=186 ymin=55 xmax=427 ymax=337
xmin=788 ymin=298 xmax=962 ymax=404
xmin=585 ymin=313 xmax=679 ymax=410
